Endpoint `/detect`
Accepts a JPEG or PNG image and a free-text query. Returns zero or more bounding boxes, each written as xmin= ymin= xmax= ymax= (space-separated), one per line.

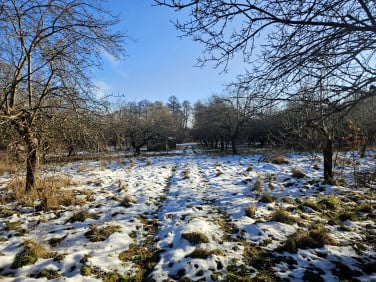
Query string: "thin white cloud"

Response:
xmin=102 ymin=49 xmax=120 ymax=67
xmin=94 ymin=80 xmax=111 ymax=99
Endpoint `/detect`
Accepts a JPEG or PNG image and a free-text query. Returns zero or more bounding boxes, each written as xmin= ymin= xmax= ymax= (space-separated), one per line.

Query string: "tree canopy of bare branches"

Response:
xmin=155 ymin=0 xmax=376 ymax=181
xmin=0 ymin=0 xmax=125 ymax=191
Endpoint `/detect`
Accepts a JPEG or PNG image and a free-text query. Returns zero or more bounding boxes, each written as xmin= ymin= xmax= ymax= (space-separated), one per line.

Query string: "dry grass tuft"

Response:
xmin=253 ymin=176 xmax=263 ymax=194
xmin=33 ymin=268 xmax=61 ymax=280
xmin=265 ymin=154 xmax=289 ymax=164
xmin=11 ymin=240 xmax=55 ymax=269
xmin=0 ymin=153 xmax=18 ymax=176
xmin=67 ymin=210 xmax=99 ymax=223
xmin=270 ymin=208 xmax=298 ymax=225
xmin=118 ymin=180 xmax=128 ymax=192
xmin=260 ymin=193 xmax=276 ymax=203
xmin=277 ymin=224 xmax=335 ymax=253
xmin=183 ymin=169 xmax=191 ymax=179
xmin=5 ymin=175 xmax=84 ymax=211
xmin=85 ymin=224 xmax=121 ymax=242
xmin=120 ymin=195 xmax=137 ymax=208
xmin=245 ymin=204 xmax=257 ymax=218
xmin=186 ymin=248 xmax=223 ymax=259
xmin=291 ymin=167 xmax=306 ymax=179
xmin=181 ymin=232 xmax=209 ymax=244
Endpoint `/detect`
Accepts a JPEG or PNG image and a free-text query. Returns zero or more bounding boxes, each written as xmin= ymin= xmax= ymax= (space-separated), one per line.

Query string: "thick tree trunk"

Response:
xmin=220 ymin=138 xmax=225 ymax=151
xmin=231 ymin=136 xmax=238 ymax=155
xmin=323 ymin=136 xmax=333 ymax=183
xmin=25 ymin=132 xmax=39 ymax=192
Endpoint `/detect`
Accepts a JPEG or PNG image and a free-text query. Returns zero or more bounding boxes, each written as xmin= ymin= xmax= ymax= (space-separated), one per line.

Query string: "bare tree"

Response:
xmin=0 ymin=0 xmax=125 ymax=191
xmin=122 ymin=101 xmax=174 ymax=155
xmin=155 ymin=0 xmax=376 ymax=182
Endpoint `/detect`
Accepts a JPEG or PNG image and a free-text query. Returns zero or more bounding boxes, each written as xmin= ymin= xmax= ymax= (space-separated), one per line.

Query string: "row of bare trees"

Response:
xmin=105 ymin=97 xmax=192 ymax=154
xmin=191 ymin=89 xmax=376 ymax=182
xmin=155 ymin=0 xmax=376 ymax=183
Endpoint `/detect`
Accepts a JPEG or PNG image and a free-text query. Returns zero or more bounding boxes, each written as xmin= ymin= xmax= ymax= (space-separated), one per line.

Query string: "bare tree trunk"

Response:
xmin=231 ymin=136 xmax=238 ymax=155
xmin=25 ymin=131 xmax=39 ymax=192
xmin=323 ymin=136 xmax=333 ymax=183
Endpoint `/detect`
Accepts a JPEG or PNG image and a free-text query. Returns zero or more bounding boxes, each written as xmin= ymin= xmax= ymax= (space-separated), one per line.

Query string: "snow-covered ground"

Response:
xmin=0 ymin=148 xmax=375 ymax=281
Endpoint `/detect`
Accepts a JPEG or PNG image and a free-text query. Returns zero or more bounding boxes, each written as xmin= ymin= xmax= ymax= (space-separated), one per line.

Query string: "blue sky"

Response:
xmin=94 ymin=0 xmax=246 ymax=105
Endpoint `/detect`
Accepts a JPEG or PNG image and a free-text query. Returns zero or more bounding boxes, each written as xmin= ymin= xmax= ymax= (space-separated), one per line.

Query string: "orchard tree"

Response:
xmin=122 ymin=101 xmax=174 ymax=155
xmin=155 ymin=0 xmax=376 ymax=182
xmin=0 ymin=0 xmax=125 ymax=191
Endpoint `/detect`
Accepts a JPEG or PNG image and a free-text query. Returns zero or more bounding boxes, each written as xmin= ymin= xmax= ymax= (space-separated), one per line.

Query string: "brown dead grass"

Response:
xmin=0 ymin=152 xmax=18 ymax=176
xmin=11 ymin=240 xmax=55 ymax=269
xmin=5 ymin=175 xmax=85 ymax=210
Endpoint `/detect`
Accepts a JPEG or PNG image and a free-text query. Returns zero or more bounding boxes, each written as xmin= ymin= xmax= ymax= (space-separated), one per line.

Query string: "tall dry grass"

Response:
xmin=0 ymin=152 xmax=19 ymax=176
xmin=5 ymin=175 xmax=85 ymax=210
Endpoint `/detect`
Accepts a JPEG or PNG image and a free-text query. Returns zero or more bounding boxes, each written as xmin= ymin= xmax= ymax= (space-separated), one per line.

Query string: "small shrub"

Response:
xmin=260 ymin=193 xmax=276 ymax=203
xmin=245 ymin=204 xmax=257 ymax=218
xmin=181 ymin=232 xmax=209 ymax=244
xmin=85 ymin=224 xmax=121 ymax=242
xmin=270 ymin=208 xmax=297 ymax=225
xmin=11 ymin=240 xmax=54 ymax=269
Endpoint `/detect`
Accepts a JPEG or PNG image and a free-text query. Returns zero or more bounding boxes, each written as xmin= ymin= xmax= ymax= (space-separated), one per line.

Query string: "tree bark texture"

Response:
xmin=323 ymin=136 xmax=333 ymax=182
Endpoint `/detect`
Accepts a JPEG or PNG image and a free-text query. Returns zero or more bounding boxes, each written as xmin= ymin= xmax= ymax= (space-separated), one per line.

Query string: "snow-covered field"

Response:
xmin=0 ymin=148 xmax=375 ymax=281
